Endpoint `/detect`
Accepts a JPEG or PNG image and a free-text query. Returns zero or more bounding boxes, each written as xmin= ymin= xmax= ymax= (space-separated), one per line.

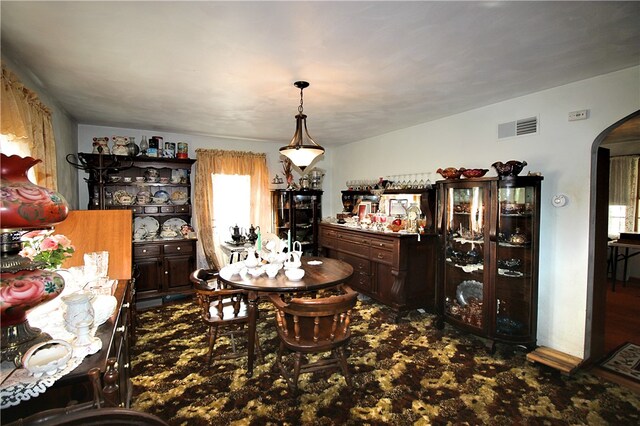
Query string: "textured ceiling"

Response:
xmin=1 ymin=1 xmax=639 ymax=146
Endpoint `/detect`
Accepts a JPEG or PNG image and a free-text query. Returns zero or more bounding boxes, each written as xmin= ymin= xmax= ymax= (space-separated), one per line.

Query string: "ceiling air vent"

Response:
xmin=498 ymin=116 xmax=539 ymax=140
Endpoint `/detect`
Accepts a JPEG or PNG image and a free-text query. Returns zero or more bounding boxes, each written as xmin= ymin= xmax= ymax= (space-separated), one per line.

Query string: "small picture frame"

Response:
xmin=358 ymin=201 xmax=372 ymax=221
xmin=389 ymin=199 xmax=408 ymax=216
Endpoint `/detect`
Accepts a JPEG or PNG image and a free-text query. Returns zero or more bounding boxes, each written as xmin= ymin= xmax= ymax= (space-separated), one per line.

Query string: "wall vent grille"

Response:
xmin=498 ymin=116 xmax=539 ymax=140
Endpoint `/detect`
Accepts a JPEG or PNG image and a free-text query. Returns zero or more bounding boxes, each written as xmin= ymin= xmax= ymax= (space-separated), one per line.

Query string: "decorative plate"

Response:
xmin=134 ymin=216 xmax=159 ymax=235
xmin=163 ymin=218 xmax=188 ymax=233
xmin=456 ymin=280 xmax=483 ymax=306
xmin=171 ymin=190 xmax=188 ymax=202
xmin=152 ymin=190 xmax=170 ymax=203
xmin=113 ymin=190 xmax=131 ymax=205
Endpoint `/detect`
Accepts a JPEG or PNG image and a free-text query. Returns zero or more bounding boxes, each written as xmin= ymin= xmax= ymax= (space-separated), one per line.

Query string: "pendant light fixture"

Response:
xmin=279 ymin=81 xmax=325 ymax=171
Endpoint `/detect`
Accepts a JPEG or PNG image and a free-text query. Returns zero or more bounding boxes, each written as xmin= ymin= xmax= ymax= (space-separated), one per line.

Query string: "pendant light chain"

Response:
xmin=298 ymin=87 xmax=304 ymax=114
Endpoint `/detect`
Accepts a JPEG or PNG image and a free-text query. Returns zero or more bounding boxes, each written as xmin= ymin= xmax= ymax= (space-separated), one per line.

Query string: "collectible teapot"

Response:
xmin=284 ymin=251 xmax=302 ymax=270
xmin=247 ymin=225 xmax=260 ymax=244
xmin=229 ymin=224 xmax=244 ymax=243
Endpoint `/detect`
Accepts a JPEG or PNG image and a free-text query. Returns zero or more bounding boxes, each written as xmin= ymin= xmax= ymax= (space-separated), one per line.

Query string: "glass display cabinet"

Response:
xmin=271 ymin=190 xmax=322 ymax=255
xmin=436 ymin=176 xmax=543 ymax=351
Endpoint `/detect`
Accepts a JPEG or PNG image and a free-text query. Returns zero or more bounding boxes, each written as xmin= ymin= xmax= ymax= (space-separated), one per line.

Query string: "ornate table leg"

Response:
xmin=245 ymin=290 xmax=259 ymax=378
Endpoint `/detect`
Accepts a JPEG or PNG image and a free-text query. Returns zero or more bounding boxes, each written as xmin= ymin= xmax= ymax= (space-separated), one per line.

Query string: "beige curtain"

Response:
xmin=194 ymin=148 xmax=271 ymax=270
xmin=609 ymin=155 xmax=639 ymax=232
xmin=1 ymin=64 xmax=58 ymax=189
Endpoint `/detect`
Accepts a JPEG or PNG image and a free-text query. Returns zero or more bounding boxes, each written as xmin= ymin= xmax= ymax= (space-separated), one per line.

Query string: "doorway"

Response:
xmin=588 ymin=109 xmax=640 ymax=363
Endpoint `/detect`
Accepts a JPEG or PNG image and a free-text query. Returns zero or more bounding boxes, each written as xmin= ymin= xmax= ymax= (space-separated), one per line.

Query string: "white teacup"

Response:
xmin=264 ymin=263 xmax=281 ymax=278
xmin=285 ymin=268 xmax=305 ymax=281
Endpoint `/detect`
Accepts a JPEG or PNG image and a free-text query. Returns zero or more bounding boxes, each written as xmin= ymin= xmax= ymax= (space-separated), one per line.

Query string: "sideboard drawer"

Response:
xmin=338 ymin=239 xmax=370 ymax=258
xmin=134 ymin=245 xmax=161 ymax=257
xmin=371 ymin=247 xmax=394 ymax=265
xmin=353 ymin=271 xmax=373 ymax=293
xmin=341 ymin=232 xmax=370 ymax=246
xmin=320 ymin=235 xmax=338 ymax=250
xmin=321 ymin=228 xmax=338 ymax=239
xmin=164 ymin=242 xmax=194 ymax=254
xmin=337 ymin=251 xmax=370 ymax=274
xmin=369 ymin=238 xmax=396 ymax=251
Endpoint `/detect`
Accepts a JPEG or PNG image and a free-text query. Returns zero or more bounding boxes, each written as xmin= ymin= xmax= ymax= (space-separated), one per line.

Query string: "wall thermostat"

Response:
xmin=551 ymin=194 xmax=568 ymax=207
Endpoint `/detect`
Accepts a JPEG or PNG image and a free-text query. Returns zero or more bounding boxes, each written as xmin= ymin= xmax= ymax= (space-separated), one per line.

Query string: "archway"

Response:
xmin=587 ymin=109 xmax=640 ymax=362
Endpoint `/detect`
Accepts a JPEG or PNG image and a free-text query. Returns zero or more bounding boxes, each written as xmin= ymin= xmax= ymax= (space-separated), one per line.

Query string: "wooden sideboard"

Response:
xmin=2 ymin=210 xmax=134 ymax=422
xmin=319 ymin=223 xmax=437 ymax=321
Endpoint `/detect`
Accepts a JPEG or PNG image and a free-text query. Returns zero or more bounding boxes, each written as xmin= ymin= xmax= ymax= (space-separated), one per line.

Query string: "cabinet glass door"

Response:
xmin=293 ymin=193 xmax=320 ymax=252
xmin=443 ymin=184 xmax=487 ymax=331
xmin=495 ymin=183 xmax=537 ymax=338
xmin=272 ymin=191 xmax=290 ymax=241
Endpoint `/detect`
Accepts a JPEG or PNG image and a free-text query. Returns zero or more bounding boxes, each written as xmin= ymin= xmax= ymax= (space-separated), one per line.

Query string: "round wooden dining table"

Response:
xmin=217 ymin=256 xmax=354 ymax=377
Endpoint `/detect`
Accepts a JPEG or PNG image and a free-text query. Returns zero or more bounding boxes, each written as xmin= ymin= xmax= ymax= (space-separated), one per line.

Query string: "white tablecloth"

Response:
xmin=0 ymin=279 xmax=116 ymax=409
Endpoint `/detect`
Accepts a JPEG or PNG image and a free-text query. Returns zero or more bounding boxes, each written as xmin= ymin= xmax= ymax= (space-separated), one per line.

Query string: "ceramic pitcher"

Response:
xmin=245 ymin=247 xmax=260 ymax=268
xmin=62 ymin=291 xmax=94 ymax=333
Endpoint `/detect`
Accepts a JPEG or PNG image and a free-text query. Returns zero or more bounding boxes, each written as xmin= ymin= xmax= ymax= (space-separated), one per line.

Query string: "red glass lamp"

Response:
xmin=0 ymin=154 xmax=69 ymax=365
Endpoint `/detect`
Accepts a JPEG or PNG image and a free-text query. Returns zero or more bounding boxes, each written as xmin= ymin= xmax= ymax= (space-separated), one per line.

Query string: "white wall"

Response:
xmin=2 ymin=54 xmax=79 ymax=208
xmin=330 ymin=66 xmax=640 ymax=358
xmin=77 ymin=125 xmax=330 ymax=211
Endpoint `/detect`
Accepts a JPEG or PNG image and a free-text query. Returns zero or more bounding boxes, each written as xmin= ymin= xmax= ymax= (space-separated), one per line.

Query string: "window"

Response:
xmin=608 ymin=155 xmax=639 ymax=237
xmin=608 ymin=205 xmax=627 ymax=238
xmin=211 ymin=173 xmax=251 ymax=242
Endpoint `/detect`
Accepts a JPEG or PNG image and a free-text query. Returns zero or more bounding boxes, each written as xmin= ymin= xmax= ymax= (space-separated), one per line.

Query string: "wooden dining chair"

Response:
xmin=268 ymin=285 xmax=358 ymax=393
xmin=189 ymin=268 xmax=261 ymax=365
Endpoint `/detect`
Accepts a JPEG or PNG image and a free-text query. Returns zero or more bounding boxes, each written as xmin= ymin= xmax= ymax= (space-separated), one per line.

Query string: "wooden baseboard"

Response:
xmin=526 ymin=346 xmax=583 ymax=375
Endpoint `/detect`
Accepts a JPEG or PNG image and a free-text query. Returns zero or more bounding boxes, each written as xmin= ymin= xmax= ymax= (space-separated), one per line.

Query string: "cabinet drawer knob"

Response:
xmin=379 ymin=243 xmax=384 ymax=247
xmin=177 ymin=247 xmax=181 ymax=250
xmin=165 ymin=271 xmax=169 ymax=274
xmin=377 ymin=253 xmax=384 ymax=259
xmin=116 ymin=326 xmax=125 ymax=333
xmin=142 ymin=249 xmax=147 ymax=253
xmin=123 ymin=363 xmax=130 ymax=369
xmin=122 ymin=302 xmax=130 ymax=308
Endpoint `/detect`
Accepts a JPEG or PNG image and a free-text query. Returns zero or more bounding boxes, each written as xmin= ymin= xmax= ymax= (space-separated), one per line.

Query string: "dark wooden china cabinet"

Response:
xmin=435 ymin=176 xmax=543 ymax=352
xmin=271 ymin=189 xmax=322 ymax=256
xmin=72 ymin=153 xmax=197 ymax=301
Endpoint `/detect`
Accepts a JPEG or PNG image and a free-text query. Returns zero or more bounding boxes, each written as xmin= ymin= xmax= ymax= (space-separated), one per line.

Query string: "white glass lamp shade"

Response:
xmin=279 ymin=114 xmax=325 ymax=171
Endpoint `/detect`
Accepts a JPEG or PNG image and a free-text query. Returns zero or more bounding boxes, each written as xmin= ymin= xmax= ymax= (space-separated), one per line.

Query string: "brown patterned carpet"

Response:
xmin=131 ymin=297 xmax=640 ymax=425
